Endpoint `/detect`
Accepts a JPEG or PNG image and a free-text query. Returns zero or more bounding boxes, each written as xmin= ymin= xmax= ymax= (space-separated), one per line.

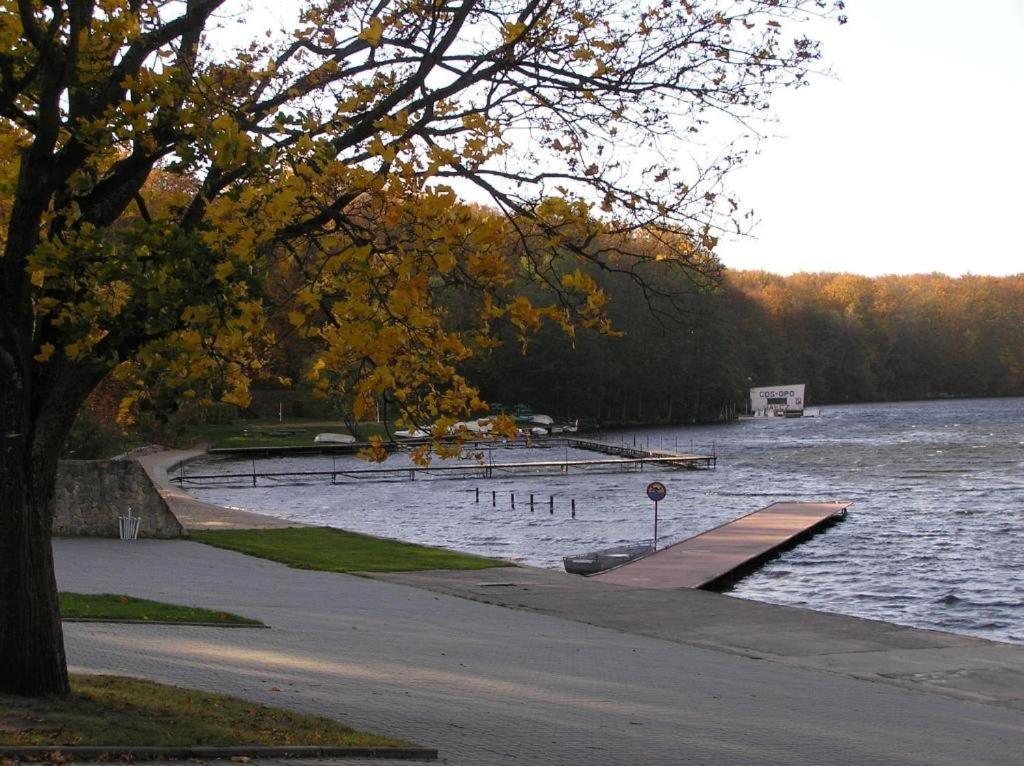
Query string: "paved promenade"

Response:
xmin=56 ymin=539 xmax=1024 ymax=765
xmin=378 ymin=566 xmax=1024 ymax=711
xmin=136 ymin=448 xmax=302 ymax=530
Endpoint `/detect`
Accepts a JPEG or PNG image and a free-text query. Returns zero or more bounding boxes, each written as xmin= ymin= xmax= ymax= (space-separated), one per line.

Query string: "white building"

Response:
xmin=749 ymin=384 xmax=805 ymax=417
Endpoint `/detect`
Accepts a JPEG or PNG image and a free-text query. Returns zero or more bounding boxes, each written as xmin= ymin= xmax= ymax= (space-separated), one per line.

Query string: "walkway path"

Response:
xmin=56 ymin=539 xmax=1024 ymax=765
xmin=136 ymin=448 xmax=302 ymax=531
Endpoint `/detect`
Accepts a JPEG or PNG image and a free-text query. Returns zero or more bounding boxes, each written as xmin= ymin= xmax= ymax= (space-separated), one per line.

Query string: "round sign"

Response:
xmin=646 ymin=481 xmax=667 ymax=502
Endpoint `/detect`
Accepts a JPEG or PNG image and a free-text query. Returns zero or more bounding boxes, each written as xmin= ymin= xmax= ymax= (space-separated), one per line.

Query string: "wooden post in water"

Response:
xmin=571 ymin=499 xmax=576 ymax=519
xmin=511 ymin=492 xmax=515 ymax=509
xmin=492 ymin=490 xmax=496 ymax=507
xmin=530 ymin=494 xmax=534 ymax=512
xmin=549 ymin=495 xmax=554 ymax=514
xmin=475 ymin=487 xmax=480 ymax=503
xmin=252 ymin=459 xmax=257 ymax=487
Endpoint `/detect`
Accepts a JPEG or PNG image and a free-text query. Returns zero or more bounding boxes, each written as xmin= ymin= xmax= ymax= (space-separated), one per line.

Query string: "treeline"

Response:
xmin=466 ymin=271 xmax=1024 ymax=425
xmin=73 ymin=266 xmax=1024 ymax=449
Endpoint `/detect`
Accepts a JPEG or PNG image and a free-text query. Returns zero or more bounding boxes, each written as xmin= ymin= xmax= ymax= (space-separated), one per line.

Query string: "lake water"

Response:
xmin=187 ymin=397 xmax=1024 ymax=644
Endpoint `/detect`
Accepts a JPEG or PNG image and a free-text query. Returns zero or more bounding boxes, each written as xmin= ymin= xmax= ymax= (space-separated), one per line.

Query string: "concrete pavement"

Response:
xmin=375 ymin=566 xmax=1024 ymax=711
xmin=55 ymin=538 xmax=1024 ymax=765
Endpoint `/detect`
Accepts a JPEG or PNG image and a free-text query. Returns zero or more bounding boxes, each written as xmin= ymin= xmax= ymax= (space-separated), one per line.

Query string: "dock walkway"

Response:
xmin=179 ymin=437 xmax=715 ymax=486
xmin=564 ymin=437 xmax=716 ymax=468
xmin=206 ymin=435 xmax=716 ymax=465
xmin=593 ymin=501 xmax=849 ymax=590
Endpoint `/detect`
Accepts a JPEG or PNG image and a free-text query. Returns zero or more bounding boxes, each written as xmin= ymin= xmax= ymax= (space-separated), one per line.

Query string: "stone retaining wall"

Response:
xmin=53 ymin=459 xmax=185 ymax=539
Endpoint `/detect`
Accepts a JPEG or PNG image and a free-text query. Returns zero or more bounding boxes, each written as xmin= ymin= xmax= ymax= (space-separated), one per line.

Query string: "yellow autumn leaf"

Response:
xmin=34 ymin=343 xmax=55 ymax=363
xmin=502 ymin=21 xmax=526 ymax=43
xmin=359 ymin=17 xmax=384 ymax=47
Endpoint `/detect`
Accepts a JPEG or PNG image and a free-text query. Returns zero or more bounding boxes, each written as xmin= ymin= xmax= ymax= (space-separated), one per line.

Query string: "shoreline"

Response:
xmin=135 ymin=446 xmax=1024 ymax=712
xmin=137 ymin=447 xmax=306 ymax=531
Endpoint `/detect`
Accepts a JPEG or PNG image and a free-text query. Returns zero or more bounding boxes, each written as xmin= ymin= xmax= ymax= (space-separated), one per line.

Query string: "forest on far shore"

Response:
xmin=465 ymin=270 xmax=1024 ymax=425
xmin=73 ymin=268 xmax=1024 ymax=452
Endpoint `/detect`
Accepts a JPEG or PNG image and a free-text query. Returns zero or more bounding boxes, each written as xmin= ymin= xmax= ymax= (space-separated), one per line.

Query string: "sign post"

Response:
xmin=646 ymin=481 xmax=667 ymax=550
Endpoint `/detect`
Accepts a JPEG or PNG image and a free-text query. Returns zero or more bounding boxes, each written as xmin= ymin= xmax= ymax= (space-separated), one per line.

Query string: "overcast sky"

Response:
xmin=716 ymin=0 xmax=1024 ymax=277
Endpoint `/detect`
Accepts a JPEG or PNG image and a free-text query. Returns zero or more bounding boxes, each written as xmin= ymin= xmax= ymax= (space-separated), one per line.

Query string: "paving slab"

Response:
xmin=54 ymin=539 xmax=1024 ymax=766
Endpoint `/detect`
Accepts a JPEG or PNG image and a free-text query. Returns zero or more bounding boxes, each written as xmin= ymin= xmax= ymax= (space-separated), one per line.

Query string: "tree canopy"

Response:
xmin=1 ymin=0 xmax=841 ymax=696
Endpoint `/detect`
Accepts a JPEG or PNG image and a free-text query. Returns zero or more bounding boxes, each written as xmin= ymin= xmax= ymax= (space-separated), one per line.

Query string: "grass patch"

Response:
xmin=59 ymin=593 xmax=263 ymax=626
xmin=191 ymin=526 xmax=512 ymax=573
xmin=0 ymin=674 xmax=409 ymax=747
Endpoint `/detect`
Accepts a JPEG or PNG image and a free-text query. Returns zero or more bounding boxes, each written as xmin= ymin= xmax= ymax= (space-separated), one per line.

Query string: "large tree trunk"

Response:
xmin=0 ymin=333 xmax=104 ymax=696
xmin=0 ymin=368 xmax=70 ymax=697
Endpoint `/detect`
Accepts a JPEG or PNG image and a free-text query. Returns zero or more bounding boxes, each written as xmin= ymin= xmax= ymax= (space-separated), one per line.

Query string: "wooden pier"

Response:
xmin=592 ymin=501 xmax=849 ymax=590
xmin=177 ymin=437 xmax=715 ymax=486
xmin=206 ymin=436 xmax=716 ymax=469
xmin=565 ymin=438 xmax=716 ymax=469
xmin=175 ymin=454 xmax=713 ymax=487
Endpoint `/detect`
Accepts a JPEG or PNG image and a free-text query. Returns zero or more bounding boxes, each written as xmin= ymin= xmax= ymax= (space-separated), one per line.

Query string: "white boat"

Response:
xmin=564 ymin=542 xmax=654 ymax=575
xmin=394 ymin=428 xmax=429 ymax=439
xmin=451 ymin=418 xmax=495 ymax=434
xmin=313 ymin=432 xmax=356 ymax=444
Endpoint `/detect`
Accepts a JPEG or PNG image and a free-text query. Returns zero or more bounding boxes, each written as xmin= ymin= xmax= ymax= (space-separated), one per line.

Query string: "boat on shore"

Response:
xmin=563 ymin=542 xmax=654 ymax=575
xmin=313 ymin=432 xmax=356 ymax=444
xmin=550 ymin=419 xmax=579 ymax=434
xmin=394 ymin=428 xmax=429 ymax=439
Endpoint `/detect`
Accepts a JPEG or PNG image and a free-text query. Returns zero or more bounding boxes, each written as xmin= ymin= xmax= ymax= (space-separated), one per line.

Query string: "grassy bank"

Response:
xmin=0 ymin=674 xmax=409 ymax=748
xmin=59 ymin=593 xmax=263 ymax=626
xmin=192 ymin=526 xmax=512 ymax=573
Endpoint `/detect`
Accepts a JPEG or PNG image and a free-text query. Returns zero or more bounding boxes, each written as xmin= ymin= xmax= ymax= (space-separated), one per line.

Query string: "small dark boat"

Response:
xmin=563 ymin=542 xmax=654 ymax=575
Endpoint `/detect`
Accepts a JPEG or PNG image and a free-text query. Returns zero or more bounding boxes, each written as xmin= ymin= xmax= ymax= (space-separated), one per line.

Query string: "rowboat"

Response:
xmin=563 ymin=542 xmax=654 ymax=575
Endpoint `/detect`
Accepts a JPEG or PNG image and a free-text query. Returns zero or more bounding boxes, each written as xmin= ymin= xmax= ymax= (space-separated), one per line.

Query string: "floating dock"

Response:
xmin=178 ymin=438 xmax=715 ymax=486
xmin=206 ymin=436 xmax=716 ymax=469
xmin=565 ymin=438 xmax=715 ymax=469
xmin=592 ymin=501 xmax=849 ymax=590
xmin=176 ymin=454 xmax=712 ymax=486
